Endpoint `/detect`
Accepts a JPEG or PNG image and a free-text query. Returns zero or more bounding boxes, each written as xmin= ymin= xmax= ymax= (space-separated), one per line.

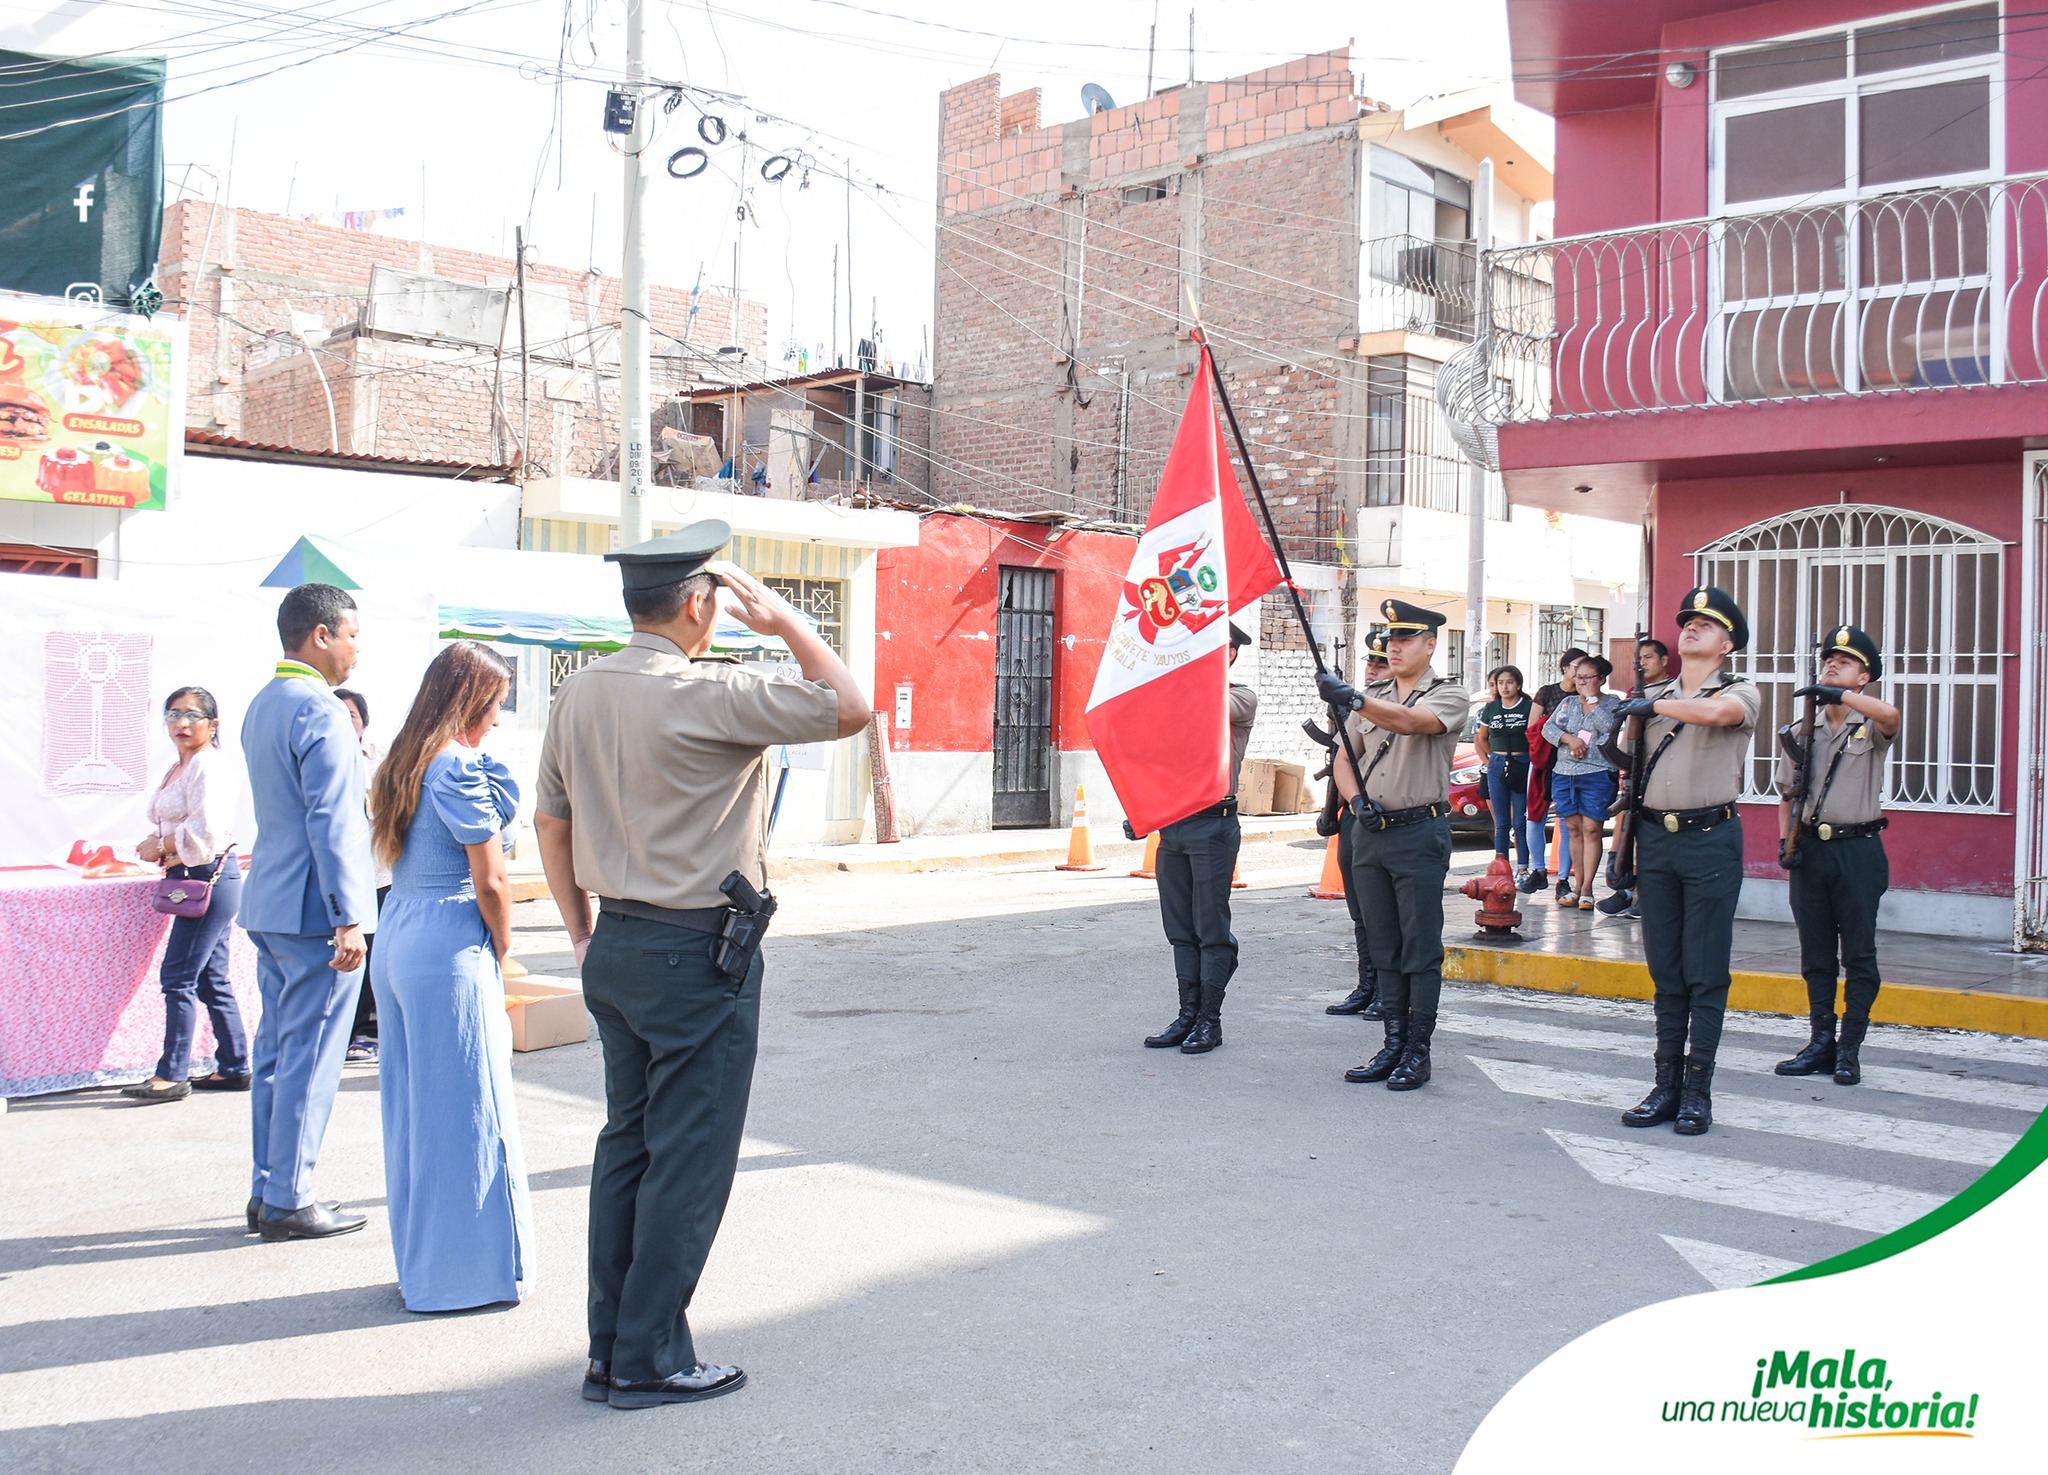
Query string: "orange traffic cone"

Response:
xmin=1310 ymin=833 xmax=1346 ymax=899
xmin=1054 ymin=784 xmax=1106 ymax=872
xmin=1231 ymin=859 xmax=1248 ymax=890
xmin=1130 ymin=830 xmax=1160 ymax=879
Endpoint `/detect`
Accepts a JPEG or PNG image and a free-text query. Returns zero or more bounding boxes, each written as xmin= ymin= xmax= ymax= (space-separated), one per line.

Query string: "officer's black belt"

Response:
xmin=1177 ymin=798 xmax=1239 ymax=821
xmin=1640 ymin=802 xmax=1737 ymax=834
xmin=599 ymin=896 xmax=729 ymax=934
xmin=1356 ymin=800 xmax=1448 ymax=831
xmin=1800 ymin=817 xmax=1888 ymax=842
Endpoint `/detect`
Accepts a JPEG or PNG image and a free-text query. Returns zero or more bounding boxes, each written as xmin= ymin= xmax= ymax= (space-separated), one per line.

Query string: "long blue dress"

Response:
xmin=374 ymin=749 xmax=534 ymax=1312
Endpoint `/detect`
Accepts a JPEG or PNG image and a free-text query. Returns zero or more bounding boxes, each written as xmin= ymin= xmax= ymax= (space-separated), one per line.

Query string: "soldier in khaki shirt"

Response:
xmin=535 ymin=520 xmax=867 ymax=1409
xmin=1611 ymin=587 xmax=1759 ymax=1136
xmin=1317 ymin=598 xmax=1470 ymax=1092
xmin=1770 ymin=625 xmax=1900 ymax=1087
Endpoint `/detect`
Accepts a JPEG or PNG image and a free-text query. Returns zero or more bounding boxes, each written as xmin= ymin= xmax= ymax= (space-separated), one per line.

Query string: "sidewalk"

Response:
xmin=1444 ymin=880 xmax=2048 ymax=1040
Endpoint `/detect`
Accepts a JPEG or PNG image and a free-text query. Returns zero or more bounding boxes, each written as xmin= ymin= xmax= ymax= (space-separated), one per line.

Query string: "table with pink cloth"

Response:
xmin=0 ymin=868 xmax=262 ymax=1098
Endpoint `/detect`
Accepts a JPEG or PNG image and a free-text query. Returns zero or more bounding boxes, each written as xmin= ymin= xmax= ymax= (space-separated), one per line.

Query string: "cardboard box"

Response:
xmin=1238 ymin=758 xmax=1279 ymax=815
xmin=504 ymin=978 xmax=590 ymax=1052
xmin=1270 ymin=761 xmax=1312 ymax=814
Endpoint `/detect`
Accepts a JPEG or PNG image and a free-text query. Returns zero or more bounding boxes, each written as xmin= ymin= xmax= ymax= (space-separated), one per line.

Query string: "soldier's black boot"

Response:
xmin=1145 ymin=980 xmax=1200 ymax=1048
xmin=1325 ymin=980 xmax=1377 ymax=1015
xmin=1345 ymin=1011 xmax=1408 ymax=1083
xmin=1620 ymin=1050 xmax=1682 ymax=1128
xmin=1774 ymin=1011 xmax=1837 ymax=1076
xmin=1386 ymin=1010 xmax=1436 ymax=1091
xmin=1179 ymin=985 xmax=1226 ymax=1054
xmin=1674 ymin=1052 xmax=1716 ymax=1135
xmin=1833 ymin=1014 xmax=1869 ymax=1086
xmin=1361 ymin=962 xmax=1388 ymax=1019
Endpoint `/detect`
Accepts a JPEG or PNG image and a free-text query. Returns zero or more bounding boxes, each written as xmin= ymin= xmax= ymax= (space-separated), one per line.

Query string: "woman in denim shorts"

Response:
xmin=1542 ymin=656 xmax=1622 ymax=909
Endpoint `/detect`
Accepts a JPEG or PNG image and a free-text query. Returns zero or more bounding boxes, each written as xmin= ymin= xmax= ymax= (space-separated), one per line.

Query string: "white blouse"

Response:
xmin=147 ymin=746 xmax=237 ymax=867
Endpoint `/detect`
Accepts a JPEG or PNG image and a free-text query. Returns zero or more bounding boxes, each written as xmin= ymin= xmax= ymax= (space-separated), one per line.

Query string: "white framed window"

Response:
xmin=1707 ymin=3 xmax=2005 ymax=401
xmin=1695 ymin=504 xmax=2006 ymax=811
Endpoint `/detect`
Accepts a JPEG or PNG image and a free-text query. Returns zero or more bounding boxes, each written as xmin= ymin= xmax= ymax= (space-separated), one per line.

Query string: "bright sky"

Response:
xmin=6 ymin=0 xmax=1515 ymax=371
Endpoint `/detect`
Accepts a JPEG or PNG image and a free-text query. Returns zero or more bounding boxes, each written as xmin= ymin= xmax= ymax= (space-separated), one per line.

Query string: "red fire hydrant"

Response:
xmin=1462 ymin=854 xmax=1524 ymax=938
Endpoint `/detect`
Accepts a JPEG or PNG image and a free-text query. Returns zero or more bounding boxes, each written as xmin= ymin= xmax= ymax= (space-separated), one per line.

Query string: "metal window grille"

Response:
xmin=550 ymin=648 xmax=603 ymax=692
xmin=1537 ymin=605 xmax=1576 ymax=677
xmin=761 ymin=576 xmax=847 ymax=656
xmin=1445 ymin=630 xmax=1511 ymax=686
xmin=1695 ymin=503 xmax=2004 ymax=810
xmin=1363 ymin=355 xmax=1508 ymax=518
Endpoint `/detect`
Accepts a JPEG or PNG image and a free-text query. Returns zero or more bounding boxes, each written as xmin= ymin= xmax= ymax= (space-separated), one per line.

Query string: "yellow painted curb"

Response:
xmin=1444 ymin=943 xmax=2048 ymax=1042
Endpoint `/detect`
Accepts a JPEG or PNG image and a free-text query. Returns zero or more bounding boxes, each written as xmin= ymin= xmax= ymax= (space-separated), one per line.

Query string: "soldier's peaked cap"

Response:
xmin=1378 ymin=598 xmax=1446 ymax=634
xmin=1819 ymin=624 xmax=1882 ymax=682
xmin=1364 ymin=628 xmax=1391 ymax=662
xmin=1675 ymin=585 xmax=1749 ymax=652
xmin=1229 ymin=621 xmax=1252 ymax=648
xmin=604 ymin=519 xmax=733 ymax=592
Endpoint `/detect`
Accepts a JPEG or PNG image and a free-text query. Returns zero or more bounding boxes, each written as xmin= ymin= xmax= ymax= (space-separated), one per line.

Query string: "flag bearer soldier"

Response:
xmin=1772 ymin=626 xmax=1899 ymax=1087
xmin=536 ymin=521 xmax=869 ymax=1408
xmin=1613 ymin=587 xmax=1760 ymax=1136
xmin=1316 ymin=600 xmax=1469 ymax=1091
xmin=1324 ymin=629 xmax=1392 ymax=1020
xmin=1145 ymin=622 xmax=1259 ymax=1055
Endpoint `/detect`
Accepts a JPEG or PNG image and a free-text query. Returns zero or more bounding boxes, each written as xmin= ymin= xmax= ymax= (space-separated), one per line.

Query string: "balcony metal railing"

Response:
xmin=1455 ymin=173 xmax=2048 ymax=431
xmin=1363 ymin=235 xmax=1481 ymax=343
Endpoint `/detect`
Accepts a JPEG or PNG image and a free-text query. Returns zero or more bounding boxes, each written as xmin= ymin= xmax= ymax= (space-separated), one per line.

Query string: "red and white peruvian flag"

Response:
xmin=1086 ymin=345 xmax=1283 ymax=835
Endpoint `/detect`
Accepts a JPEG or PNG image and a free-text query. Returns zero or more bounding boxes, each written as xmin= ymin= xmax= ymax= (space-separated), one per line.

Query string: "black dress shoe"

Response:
xmin=247 ymin=1197 xmax=342 ymax=1233
xmin=608 ymin=1363 xmax=747 ymax=1408
xmin=583 ymin=1360 xmax=612 ymax=1402
xmin=190 ymin=1072 xmax=253 ymax=1092
xmin=119 ymin=1079 xmax=190 ymax=1103
xmin=258 ymin=1202 xmax=367 ymax=1241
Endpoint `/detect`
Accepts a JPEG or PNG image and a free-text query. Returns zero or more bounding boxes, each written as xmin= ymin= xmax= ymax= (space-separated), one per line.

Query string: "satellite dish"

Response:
xmin=1081 ymin=83 xmax=1116 ymax=115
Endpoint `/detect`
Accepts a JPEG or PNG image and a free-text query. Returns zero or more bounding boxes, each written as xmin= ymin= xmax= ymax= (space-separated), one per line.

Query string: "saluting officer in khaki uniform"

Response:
xmin=1613 ymin=587 xmax=1760 ymax=1137
xmin=1773 ymin=626 xmax=1900 ymax=1087
xmin=1317 ymin=599 xmax=1469 ymax=1092
xmin=535 ymin=520 xmax=868 ymax=1409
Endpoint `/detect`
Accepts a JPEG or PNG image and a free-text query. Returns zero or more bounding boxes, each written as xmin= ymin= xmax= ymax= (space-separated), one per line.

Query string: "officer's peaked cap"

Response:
xmin=1675 ymin=585 xmax=1749 ymax=652
xmin=1819 ymin=624 xmax=1882 ymax=682
xmin=1378 ymin=598 xmax=1447 ymax=635
xmin=604 ymin=519 xmax=733 ymax=592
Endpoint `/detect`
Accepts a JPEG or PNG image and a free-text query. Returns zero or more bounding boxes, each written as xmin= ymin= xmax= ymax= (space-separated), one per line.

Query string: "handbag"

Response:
xmin=151 ymin=856 xmax=224 ymax=918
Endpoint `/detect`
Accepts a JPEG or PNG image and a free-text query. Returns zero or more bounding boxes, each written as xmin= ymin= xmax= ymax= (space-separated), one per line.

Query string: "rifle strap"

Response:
xmin=1636 ymin=677 xmax=1738 ymax=796
xmin=1799 ymin=717 xmax=1865 ymax=828
xmin=1355 ymin=677 xmax=1444 ymax=800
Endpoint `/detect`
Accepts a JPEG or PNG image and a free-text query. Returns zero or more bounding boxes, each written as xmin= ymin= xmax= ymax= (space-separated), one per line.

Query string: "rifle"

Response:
xmin=1778 ymin=678 xmax=1821 ymax=870
xmin=1606 ymin=629 xmax=1649 ymax=891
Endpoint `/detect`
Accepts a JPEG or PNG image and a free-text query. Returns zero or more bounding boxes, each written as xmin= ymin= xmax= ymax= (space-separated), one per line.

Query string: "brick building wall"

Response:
xmin=933 ymin=51 xmax=1373 ymax=658
xmin=157 ymin=201 xmax=770 ymax=469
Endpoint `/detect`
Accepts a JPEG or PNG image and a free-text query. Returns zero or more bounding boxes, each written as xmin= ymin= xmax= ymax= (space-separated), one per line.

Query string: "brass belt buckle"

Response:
xmin=1662 ymin=812 xmax=1680 ymax=833
xmin=1818 ymin=822 xmax=1834 ymax=842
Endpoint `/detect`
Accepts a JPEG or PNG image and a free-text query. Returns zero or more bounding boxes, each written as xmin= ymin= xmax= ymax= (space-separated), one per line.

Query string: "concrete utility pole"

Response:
xmin=1463 ymin=157 xmax=1493 ymax=690
xmin=618 ymin=0 xmax=653 ymax=546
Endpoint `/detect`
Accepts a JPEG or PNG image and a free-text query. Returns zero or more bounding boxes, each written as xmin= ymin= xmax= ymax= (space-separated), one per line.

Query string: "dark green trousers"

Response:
xmin=1336 ymin=811 xmax=1374 ymax=988
xmin=1156 ymin=810 xmax=1241 ymax=988
xmin=1636 ymin=819 xmax=1743 ymax=1057
xmin=583 ymin=911 xmax=764 ymax=1381
xmin=1347 ymin=815 xmax=1451 ymax=1013
xmin=1789 ymin=835 xmax=1888 ymax=1019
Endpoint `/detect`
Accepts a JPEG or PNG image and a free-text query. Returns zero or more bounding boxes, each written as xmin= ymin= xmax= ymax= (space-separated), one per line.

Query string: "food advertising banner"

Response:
xmin=0 ymin=294 xmax=185 ymax=512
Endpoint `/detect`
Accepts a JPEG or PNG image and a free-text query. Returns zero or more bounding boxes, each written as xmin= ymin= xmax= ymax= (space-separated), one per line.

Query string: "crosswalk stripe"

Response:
xmin=1444 ymin=983 xmax=2048 ymax=1069
xmin=1660 ymin=1235 xmax=1802 ymax=1291
xmin=1468 ymin=1055 xmax=2017 ymax=1166
xmin=1544 ymin=1130 xmax=1949 ymax=1234
xmin=1438 ymin=1010 xmax=2046 ymax=1115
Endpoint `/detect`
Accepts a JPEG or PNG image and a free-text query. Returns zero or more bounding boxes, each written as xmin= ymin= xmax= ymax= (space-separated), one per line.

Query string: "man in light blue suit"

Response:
xmin=240 ymin=583 xmax=377 ymax=1241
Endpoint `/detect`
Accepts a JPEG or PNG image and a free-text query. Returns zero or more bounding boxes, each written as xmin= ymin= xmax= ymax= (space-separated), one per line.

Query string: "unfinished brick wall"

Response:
xmin=158 ymin=202 xmax=769 ymax=464
xmin=933 ymin=51 xmax=1370 ymax=652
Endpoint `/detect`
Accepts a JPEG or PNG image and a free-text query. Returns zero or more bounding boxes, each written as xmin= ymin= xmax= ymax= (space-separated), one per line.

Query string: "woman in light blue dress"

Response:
xmin=368 ymin=641 xmax=532 ymax=1312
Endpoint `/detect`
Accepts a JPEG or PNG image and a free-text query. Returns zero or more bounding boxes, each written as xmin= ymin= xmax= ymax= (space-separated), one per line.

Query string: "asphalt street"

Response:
xmin=4 ymin=836 xmax=2044 ymax=1473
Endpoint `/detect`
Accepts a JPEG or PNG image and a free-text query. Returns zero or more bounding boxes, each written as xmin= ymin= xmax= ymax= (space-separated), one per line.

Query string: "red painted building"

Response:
xmin=874 ymin=509 xmax=1137 ymax=832
xmin=1483 ymin=1 xmax=2048 ymax=942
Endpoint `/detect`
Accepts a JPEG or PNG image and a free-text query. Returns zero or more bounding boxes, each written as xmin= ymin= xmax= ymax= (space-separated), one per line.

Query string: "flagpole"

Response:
xmin=1184 ymin=297 xmax=1368 ymax=799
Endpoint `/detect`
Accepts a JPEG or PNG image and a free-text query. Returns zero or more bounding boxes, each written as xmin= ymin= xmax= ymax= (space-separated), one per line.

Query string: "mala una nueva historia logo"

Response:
xmin=1661 ymin=1349 xmax=1980 ymax=1438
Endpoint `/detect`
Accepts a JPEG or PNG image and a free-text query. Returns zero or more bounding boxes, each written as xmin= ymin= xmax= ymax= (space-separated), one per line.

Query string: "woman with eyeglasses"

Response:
xmin=124 ymin=687 xmax=250 ymax=1103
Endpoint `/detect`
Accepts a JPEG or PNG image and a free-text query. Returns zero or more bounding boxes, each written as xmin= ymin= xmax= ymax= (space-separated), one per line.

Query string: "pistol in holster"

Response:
xmin=711 ymin=870 xmax=779 ymax=983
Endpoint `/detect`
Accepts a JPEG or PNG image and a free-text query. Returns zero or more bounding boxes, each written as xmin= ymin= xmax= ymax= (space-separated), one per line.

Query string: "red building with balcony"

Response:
xmin=1482 ymin=1 xmax=2048 ymax=943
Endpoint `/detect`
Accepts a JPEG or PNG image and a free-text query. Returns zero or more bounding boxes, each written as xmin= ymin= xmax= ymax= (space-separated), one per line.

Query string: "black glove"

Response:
xmin=1778 ymin=837 xmax=1805 ymax=871
xmin=1614 ymin=696 xmax=1659 ymax=723
xmin=1793 ymin=684 xmax=1847 ymax=707
xmin=1316 ymin=671 xmax=1362 ymax=711
xmin=1122 ymin=820 xmax=1139 ymax=842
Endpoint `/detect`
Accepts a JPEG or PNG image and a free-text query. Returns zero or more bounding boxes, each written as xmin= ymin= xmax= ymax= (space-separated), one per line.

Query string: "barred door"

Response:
xmin=2020 ymin=458 xmax=2048 ymax=949
xmin=993 ymin=567 xmax=1056 ymax=829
